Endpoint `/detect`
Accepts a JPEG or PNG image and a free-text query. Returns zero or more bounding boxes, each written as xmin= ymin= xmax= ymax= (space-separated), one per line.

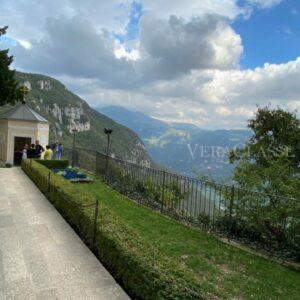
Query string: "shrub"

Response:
xmin=35 ymin=159 xmax=69 ymax=169
xmin=197 ymin=212 xmax=210 ymax=228
xmin=219 ymin=184 xmax=300 ymax=259
xmin=105 ymin=160 xmax=187 ymax=211
xmin=21 ymin=159 xmax=205 ymax=299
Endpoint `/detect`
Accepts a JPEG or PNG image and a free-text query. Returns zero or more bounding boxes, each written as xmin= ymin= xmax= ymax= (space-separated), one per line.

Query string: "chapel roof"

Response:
xmin=0 ymin=102 xmax=48 ymax=123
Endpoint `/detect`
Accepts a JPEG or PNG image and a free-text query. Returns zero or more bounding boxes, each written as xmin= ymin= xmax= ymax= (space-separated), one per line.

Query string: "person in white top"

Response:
xmin=22 ymin=144 xmax=28 ymax=160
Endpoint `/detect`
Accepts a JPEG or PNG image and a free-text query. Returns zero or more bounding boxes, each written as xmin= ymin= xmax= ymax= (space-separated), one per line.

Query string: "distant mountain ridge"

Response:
xmin=100 ymin=106 xmax=168 ymax=139
xmin=98 ymin=106 xmax=251 ymax=179
xmin=0 ymin=73 xmax=151 ymax=165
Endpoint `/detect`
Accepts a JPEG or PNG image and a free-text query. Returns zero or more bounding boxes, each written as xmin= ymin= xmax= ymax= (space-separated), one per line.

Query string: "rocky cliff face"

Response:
xmin=43 ymin=103 xmax=91 ymax=134
xmin=5 ymin=72 xmax=152 ymax=165
xmin=21 ymin=78 xmax=91 ymax=135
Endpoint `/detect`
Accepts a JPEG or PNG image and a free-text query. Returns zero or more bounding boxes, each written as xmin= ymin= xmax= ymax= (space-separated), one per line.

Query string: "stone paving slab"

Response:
xmin=0 ymin=167 xmax=130 ymax=300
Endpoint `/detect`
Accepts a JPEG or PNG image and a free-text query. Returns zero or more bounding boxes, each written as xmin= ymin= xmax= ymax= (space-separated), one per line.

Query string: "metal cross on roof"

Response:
xmin=19 ymin=85 xmax=30 ymax=103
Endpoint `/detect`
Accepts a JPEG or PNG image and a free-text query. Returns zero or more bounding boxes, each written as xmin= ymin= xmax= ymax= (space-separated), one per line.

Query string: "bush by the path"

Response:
xmin=35 ymin=159 xmax=69 ymax=169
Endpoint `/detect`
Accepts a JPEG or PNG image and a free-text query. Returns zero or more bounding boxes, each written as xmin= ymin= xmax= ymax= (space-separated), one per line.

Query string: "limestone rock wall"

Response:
xmin=44 ymin=102 xmax=91 ymax=133
xmin=22 ymin=79 xmax=90 ymax=135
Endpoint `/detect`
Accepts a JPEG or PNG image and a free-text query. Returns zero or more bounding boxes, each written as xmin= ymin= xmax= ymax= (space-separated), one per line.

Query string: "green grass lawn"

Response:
xmin=75 ymin=179 xmax=299 ymax=299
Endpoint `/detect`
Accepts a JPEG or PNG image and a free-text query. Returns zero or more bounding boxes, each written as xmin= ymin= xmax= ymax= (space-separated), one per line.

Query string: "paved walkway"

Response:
xmin=0 ymin=167 xmax=130 ymax=300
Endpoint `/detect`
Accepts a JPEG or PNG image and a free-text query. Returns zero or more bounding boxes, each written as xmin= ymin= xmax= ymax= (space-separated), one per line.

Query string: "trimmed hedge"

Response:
xmin=22 ymin=159 xmax=205 ymax=299
xmin=35 ymin=159 xmax=69 ymax=169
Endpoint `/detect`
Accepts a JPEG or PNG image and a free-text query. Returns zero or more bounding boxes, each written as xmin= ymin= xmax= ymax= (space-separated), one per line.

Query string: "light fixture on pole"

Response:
xmin=71 ymin=127 xmax=78 ymax=167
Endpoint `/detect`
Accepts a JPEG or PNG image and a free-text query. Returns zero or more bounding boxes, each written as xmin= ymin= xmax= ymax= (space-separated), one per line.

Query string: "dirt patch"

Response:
xmin=218 ymin=264 xmax=232 ymax=274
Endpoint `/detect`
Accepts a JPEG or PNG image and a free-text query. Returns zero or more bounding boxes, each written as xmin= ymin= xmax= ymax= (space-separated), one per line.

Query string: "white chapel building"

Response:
xmin=0 ymin=102 xmax=49 ymax=165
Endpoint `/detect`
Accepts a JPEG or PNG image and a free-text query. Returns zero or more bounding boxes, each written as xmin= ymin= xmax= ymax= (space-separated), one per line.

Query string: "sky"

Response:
xmin=0 ymin=0 xmax=299 ymax=129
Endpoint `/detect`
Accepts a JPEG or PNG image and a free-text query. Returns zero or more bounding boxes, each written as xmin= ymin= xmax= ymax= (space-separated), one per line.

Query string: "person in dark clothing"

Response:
xmin=35 ymin=140 xmax=44 ymax=158
xmin=27 ymin=144 xmax=37 ymax=158
xmin=51 ymin=141 xmax=58 ymax=151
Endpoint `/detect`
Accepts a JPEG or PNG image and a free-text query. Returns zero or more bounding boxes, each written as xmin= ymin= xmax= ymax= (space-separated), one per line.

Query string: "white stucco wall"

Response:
xmin=37 ymin=123 xmax=50 ymax=149
xmin=0 ymin=120 xmax=49 ymax=164
xmin=0 ymin=120 xmax=8 ymax=162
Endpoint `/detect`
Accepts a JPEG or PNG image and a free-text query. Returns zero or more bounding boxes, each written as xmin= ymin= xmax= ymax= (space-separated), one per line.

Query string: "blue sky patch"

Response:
xmin=114 ymin=0 xmax=143 ymax=44
xmin=0 ymin=35 xmax=17 ymax=47
xmin=233 ymin=0 xmax=300 ymax=69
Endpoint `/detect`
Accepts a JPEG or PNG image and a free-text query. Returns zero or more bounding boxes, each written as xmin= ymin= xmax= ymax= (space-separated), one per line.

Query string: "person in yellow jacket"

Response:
xmin=43 ymin=145 xmax=53 ymax=160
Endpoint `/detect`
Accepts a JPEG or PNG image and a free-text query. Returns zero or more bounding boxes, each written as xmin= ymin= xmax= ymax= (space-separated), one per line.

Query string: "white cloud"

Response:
xmin=11 ymin=16 xmax=137 ymax=88
xmin=201 ymin=58 xmax=300 ymax=105
xmin=139 ymin=15 xmax=243 ymax=79
xmin=16 ymin=39 xmax=32 ymax=49
xmin=216 ymin=106 xmax=232 ymax=116
xmin=58 ymin=57 xmax=300 ymax=129
xmin=140 ymin=0 xmax=248 ymax=20
xmin=114 ymin=43 xmax=141 ymax=61
xmin=141 ymin=58 xmax=300 ymax=126
xmin=0 ymin=0 xmax=296 ymax=130
xmin=9 ymin=13 xmax=243 ymax=87
xmin=0 ymin=0 xmax=130 ymax=41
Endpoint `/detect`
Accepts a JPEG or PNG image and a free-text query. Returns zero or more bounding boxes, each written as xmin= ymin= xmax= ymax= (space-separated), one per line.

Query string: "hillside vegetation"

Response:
xmin=0 ymin=72 xmax=151 ymax=164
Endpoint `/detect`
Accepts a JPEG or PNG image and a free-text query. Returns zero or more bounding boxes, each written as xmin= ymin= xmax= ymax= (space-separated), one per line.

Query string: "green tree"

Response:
xmin=230 ymin=106 xmax=300 ymax=198
xmin=228 ymin=107 xmax=299 ymax=254
xmin=0 ymin=26 xmax=21 ymax=106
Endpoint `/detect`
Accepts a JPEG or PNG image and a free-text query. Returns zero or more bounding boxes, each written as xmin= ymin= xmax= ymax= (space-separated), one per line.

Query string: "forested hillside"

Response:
xmin=0 ymin=72 xmax=151 ymax=165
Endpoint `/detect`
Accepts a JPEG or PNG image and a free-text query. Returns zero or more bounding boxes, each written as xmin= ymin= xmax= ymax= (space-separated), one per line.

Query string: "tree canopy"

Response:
xmin=0 ymin=26 xmax=21 ymax=106
xmin=230 ymin=106 xmax=300 ymax=198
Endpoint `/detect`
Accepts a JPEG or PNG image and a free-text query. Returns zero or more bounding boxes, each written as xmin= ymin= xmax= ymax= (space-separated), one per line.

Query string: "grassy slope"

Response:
xmin=76 ymin=179 xmax=300 ymax=300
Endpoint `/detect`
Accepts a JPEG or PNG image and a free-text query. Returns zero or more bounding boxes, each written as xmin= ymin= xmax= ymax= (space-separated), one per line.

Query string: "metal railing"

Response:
xmin=59 ymin=146 xmax=299 ymax=259
xmin=62 ymin=147 xmax=97 ymax=173
xmin=94 ymin=151 xmax=299 ymax=260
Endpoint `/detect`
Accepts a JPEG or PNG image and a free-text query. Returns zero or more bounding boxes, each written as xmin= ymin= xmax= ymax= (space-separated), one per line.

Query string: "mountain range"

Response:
xmin=0 ymin=72 xmax=151 ymax=165
xmin=99 ymin=106 xmax=251 ymax=180
xmin=0 ymin=71 xmax=251 ymax=179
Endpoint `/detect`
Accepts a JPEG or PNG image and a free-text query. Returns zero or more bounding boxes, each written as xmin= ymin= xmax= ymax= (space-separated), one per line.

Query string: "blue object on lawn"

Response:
xmin=52 ymin=168 xmax=87 ymax=180
xmin=64 ymin=169 xmax=87 ymax=180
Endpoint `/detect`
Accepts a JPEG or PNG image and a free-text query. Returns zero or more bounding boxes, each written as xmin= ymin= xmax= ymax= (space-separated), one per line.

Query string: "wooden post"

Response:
xmin=228 ymin=185 xmax=235 ymax=242
xmin=161 ymin=171 xmax=166 ymax=213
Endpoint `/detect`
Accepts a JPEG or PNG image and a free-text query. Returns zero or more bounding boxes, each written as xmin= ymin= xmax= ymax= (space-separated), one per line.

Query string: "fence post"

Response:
xmin=47 ymin=171 xmax=51 ymax=193
xmin=92 ymin=199 xmax=99 ymax=249
xmin=228 ymin=185 xmax=235 ymax=242
xmin=161 ymin=171 xmax=166 ymax=213
xmin=75 ymin=150 xmax=78 ymax=168
xmin=95 ymin=151 xmax=99 ymax=175
xmin=71 ymin=129 xmax=77 ymax=167
xmin=105 ymin=155 xmax=109 ymax=182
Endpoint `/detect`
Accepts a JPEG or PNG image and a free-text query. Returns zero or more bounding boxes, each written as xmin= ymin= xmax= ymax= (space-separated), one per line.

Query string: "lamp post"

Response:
xmin=71 ymin=128 xmax=78 ymax=167
xmin=104 ymin=128 xmax=113 ymax=179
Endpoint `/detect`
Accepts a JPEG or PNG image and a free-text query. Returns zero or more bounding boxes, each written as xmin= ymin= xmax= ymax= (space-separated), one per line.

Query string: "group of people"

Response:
xmin=21 ymin=140 xmax=63 ymax=160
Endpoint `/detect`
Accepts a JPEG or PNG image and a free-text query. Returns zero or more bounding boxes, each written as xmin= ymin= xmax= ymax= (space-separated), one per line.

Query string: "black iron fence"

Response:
xmin=63 ymin=147 xmax=96 ymax=173
xmin=94 ymin=152 xmax=299 ymax=260
xmin=59 ymin=146 xmax=299 ymax=259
